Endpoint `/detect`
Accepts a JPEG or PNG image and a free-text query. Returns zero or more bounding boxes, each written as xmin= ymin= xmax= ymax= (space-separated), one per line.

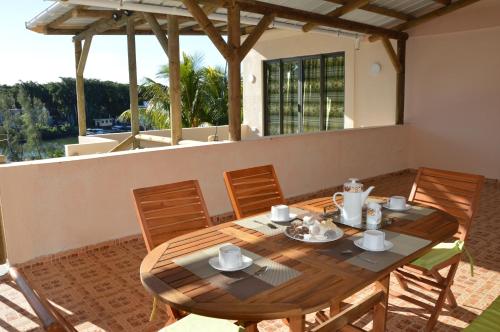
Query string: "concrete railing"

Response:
xmin=64 ymin=125 xmax=254 ymax=156
xmin=0 ymin=125 xmax=408 ymax=264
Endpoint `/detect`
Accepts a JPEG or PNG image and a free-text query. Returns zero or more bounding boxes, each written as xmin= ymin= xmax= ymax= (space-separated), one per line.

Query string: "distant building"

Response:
xmin=93 ymin=118 xmax=114 ymax=128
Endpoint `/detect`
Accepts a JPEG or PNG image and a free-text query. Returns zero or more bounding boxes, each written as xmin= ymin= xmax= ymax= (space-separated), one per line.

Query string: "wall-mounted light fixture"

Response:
xmin=370 ymin=63 xmax=382 ymax=75
xmin=354 ymin=35 xmax=360 ymax=51
xmin=248 ymin=74 xmax=256 ymax=84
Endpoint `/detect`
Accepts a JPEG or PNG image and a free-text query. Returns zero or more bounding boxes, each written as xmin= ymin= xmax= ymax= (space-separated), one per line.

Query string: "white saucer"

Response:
xmin=353 ymin=238 xmax=394 ymax=252
xmin=382 ymin=203 xmax=412 ymax=212
xmin=208 ymin=255 xmax=253 ymax=272
xmin=267 ymin=213 xmax=298 ymax=223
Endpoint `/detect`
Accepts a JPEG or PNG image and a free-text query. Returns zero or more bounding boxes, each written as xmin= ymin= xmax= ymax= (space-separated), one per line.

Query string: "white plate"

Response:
xmin=284 ymin=228 xmax=344 ymax=243
xmin=382 ymin=203 xmax=412 ymax=212
xmin=353 ymin=238 xmax=394 ymax=252
xmin=208 ymin=255 xmax=254 ymax=272
xmin=266 ymin=213 xmax=298 ymax=223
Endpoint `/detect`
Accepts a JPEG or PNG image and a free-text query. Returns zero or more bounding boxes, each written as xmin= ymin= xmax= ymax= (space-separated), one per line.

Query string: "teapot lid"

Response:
xmin=344 ymin=178 xmax=363 ymax=192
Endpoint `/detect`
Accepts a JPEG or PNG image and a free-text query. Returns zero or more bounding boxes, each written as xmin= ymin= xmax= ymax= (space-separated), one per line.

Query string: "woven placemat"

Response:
xmin=173 ymin=243 xmax=301 ymax=300
xmin=234 ymin=207 xmax=309 ymax=236
xmin=318 ymin=230 xmax=431 ymax=272
xmin=383 ymin=205 xmax=435 ymax=221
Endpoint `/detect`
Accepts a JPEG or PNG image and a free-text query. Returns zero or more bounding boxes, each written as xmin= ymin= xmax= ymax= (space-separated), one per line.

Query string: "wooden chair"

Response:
xmin=132 ymin=180 xmax=212 ymax=252
xmin=132 ymin=180 xmax=212 ymax=323
xmin=9 ymin=267 xmax=77 ymax=332
xmin=311 ymin=290 xmax=386 ymax=332
xmin=223 ymin=164 xmax=285 ymax=219
xmin=393 ymin=167 xmax=484 ymax=332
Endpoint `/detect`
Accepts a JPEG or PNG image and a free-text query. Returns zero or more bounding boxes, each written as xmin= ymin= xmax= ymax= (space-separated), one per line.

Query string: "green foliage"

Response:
xmin=0 ymin=78 xmax=133 ymax=125
xmin=121 ymin=53 xmax=229 ymax=130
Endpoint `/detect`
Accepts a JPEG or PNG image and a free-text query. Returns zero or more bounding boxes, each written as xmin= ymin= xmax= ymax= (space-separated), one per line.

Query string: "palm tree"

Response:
xmin=119 ymin=53 xmax=228 ymax=130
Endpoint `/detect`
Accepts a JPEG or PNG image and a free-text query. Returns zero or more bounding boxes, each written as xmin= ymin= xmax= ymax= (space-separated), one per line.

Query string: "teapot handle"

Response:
xmin=333 ymin=192 xmax=344 ymax=211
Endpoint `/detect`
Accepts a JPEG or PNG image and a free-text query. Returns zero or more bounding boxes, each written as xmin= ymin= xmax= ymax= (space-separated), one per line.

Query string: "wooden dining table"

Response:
xmin=140 ymin=196 xmax=458 ymax=332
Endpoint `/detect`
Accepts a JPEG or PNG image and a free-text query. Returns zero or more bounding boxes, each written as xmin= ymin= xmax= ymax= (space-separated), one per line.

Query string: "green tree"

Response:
xmin=119 ymin=53 xmax=228 ymax=130
xmin=18 ymin=89 xmax=49 ymax=160
xmin=0 ymin=91 xmax=23 ymax=161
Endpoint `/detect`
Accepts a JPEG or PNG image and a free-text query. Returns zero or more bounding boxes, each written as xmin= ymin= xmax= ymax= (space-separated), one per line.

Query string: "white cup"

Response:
xmin=366 ymin=202 xmax=382 ymax=226
xmin=271 ymin=205 xmax=290 ymax=221
xmin=218 ymin=244 xmax=242 ymax=269
xmin=389 ymin=196 xmax=406 ymax=210
xmin=362 ymin=230 xmax=385 ymax=250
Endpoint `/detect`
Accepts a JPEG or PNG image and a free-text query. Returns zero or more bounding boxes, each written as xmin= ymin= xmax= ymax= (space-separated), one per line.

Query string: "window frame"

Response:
xmin=263 ymin=51 xmax=345 ymax=136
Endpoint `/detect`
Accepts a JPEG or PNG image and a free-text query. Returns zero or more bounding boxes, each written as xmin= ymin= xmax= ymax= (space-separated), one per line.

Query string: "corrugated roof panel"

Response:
xmin=25 ymin=0 xmax=460 ymax=36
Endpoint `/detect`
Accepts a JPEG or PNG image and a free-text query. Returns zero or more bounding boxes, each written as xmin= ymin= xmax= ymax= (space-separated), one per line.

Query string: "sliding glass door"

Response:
xmin=264 ymin=52 xmax=345 ymax=136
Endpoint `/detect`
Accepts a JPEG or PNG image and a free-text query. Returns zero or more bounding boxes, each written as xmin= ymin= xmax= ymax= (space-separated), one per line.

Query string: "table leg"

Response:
xmin=373 ymin=274 xmax=390 ymax=332
xmin=288 ymin=315 xmax=305 ymax=332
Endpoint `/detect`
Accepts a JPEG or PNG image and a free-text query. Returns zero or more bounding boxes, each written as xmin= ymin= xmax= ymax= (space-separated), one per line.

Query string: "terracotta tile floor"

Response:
xmin=0 ymin=172 xmax=499 ymax=331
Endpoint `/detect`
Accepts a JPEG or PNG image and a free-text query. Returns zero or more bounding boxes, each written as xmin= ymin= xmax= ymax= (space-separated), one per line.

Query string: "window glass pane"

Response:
xmin=302 ymin=58 xmax=321 ymax=132
xmin=282 ymin=60 xmax=300 ymax=134
xmin=324 ymin=54 xmax=345 ymax=130
xmin=265 ymin=62 xmax=280 ymax=135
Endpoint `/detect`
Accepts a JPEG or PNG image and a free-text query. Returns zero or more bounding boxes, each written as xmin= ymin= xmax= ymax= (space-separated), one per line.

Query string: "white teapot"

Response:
xmin=333 ymin=178 xmax=375 ymax=226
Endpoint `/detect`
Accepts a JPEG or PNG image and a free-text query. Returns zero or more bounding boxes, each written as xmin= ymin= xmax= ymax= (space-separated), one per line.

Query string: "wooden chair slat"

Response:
xmin=132 ymin=180 xmax=212 ymax=252
xmin=224 ymin=165 xmax=285 ymax=219
xmin=397 ymin=167 xmax=485 ymax=331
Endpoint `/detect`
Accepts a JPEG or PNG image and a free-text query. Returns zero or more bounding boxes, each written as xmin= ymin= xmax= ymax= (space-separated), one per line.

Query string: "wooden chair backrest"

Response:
xmin=132 ymin=180 xmax=212 ymax=252
xmin=223 ymin=164 xmax=285 ymax=219
xmin=311 ymin=290 xmax=385 ymax=332
xmin=409 ymin=167 xmax=484 ymax=241
xmin=9 ymin=267 xmax=78 ymax=332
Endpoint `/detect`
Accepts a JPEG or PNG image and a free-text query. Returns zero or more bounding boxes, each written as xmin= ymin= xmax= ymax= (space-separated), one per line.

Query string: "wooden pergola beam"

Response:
xmin=381 ymin=38 xmax=401 ymax=73
xmin=239 ymin=13 xmax=275 ymax=59
xmin=396 ymin=39 xmax=406 ymax=125
xmin=74 ymin=36 xmax=92 ymax=136
xmin=324 ymin=0 xmax=414 ymax=22
xmin=73 ymin=12 xmax=141 ymax=42
xmin=182 ymin=0 xmax=232 ymax=59
xmin=303 ymin=0 xmax=370 ymax=32
xmin=227 ymin=1 xmax=242 ymax=141
xmin=127 ymin=18 xmax=140 ymax=148
xmin=168 ymin=15 xmax=182 ymax=146
xmin=143 ymin=13 xmax=169 ymax=56
xmin=369 ymin=0 xmax=481 ymax=42
xmin=234 ymin=0 xmax=408 ymax=40
xmin=433 ymin=0 xmax=452 ymax=5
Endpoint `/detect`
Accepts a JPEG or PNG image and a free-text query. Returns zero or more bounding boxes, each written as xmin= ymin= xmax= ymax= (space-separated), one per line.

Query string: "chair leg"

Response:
xmin=424 ymin=263 xmax=459 ymax=332
xmin=393 ymin=270 xmax=409 ymax=291
xmin=430 ymin=269 xmax=458 ymax=309
xmin=165 ymin=305 xmax=183 ymax=325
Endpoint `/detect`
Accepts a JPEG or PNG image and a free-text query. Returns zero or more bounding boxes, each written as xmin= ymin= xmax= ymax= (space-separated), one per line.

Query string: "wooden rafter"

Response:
xmin=234 ymin=0 xmax=407 ymax=40
xmin=182 ymin=0 xmax=232 ymax=59
xmin=381 ymin=38 xmax=401 ymax=73
xmin=324 ymin=0 xmax=414 ymax=22
xmin=239 ymin=13 xmax=275 ymax=59
xmin=433 ymin=0 xmax=452 ymax=5
xmin=369 ymin=0 xmax=481 ymax=42
xmin=73 ymin=12 xmax=142 ymax=42
xmin=303 ymin=0 xmax=370 ymax=32
xmin=143 ymin=13 xmax=169 ymax=56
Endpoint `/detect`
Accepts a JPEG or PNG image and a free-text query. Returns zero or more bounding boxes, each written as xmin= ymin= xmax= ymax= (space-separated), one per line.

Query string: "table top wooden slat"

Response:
xmin=140 ymin=196 xmax=457 ymax=321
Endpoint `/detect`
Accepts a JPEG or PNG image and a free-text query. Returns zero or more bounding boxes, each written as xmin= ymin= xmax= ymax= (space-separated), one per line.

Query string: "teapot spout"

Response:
xmin=361 ymin=186 xmax=375 ymax=203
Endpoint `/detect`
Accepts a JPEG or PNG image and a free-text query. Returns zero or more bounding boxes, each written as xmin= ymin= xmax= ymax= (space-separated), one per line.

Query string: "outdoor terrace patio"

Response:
xmin=0 ymin=0 xmax=499 ymax=331
xmin=0 ymin=171 xmax=498 ymax=331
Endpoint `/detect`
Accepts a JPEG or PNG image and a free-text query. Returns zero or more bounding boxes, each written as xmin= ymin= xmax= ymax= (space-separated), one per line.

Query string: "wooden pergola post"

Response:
xmin=168 ymin=15 xmax=182 ymax=145
xmin=74 ymin=37 xmax=92 ymax=136
xmin=396 ymin=39 xmax=406 ymax=125
xmin=127 ymin=18 xmax=140 ymax=148
xmin=227 ymin=1 xmax=242 ymax=141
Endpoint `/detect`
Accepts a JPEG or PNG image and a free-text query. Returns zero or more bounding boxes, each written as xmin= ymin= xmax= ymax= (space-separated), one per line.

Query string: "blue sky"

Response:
xmin=0 ymin=1 xmax=226 ymax=85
